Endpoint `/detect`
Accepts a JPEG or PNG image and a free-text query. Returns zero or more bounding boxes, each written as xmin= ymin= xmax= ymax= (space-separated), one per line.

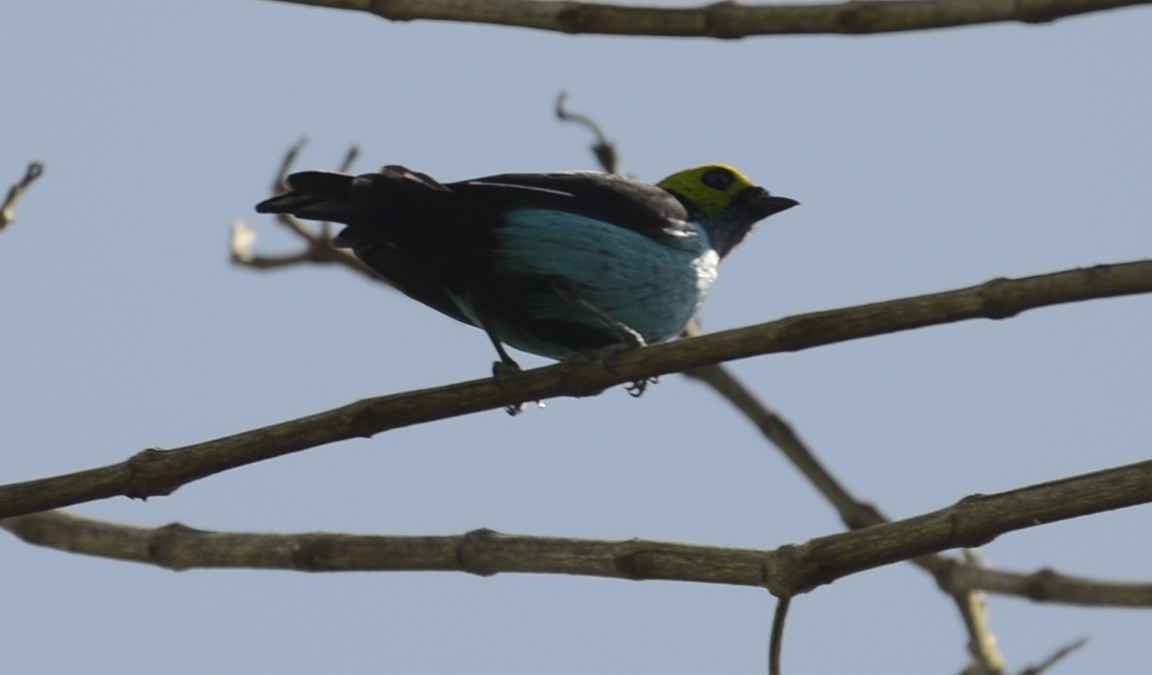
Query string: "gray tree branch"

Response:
xmin=5 ymin=458 xmax=1152 ymax=601
xmin=266 ymin=0 xmax=1151 ymax=37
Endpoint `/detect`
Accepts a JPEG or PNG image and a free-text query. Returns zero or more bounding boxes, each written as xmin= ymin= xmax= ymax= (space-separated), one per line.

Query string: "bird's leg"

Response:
xmin=485 ymin=328 xmax=522 ymax=378
xmin=467 ymin=294 xmax=526 ymax=416
xmin=548 ymin=278 xmax=646 ymax=349
xmin=547 ymin=278 xmax=656 ymax=397
xmin=485 ymin=329 xmax=527 ymax=416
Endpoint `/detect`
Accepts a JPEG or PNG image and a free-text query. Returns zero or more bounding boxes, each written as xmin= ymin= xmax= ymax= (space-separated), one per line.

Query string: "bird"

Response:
xmin=255 ymin=163 xmax=798 ymax=379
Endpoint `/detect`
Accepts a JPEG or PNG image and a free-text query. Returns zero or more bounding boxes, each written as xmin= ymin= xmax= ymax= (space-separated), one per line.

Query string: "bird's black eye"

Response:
xmin=701 ymin=167 xmax=735 ymax=191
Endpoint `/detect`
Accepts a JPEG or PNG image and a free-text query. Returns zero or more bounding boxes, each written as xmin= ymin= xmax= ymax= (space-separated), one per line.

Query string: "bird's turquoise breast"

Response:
xmin=472 ymin=207 xmax=719 ymax=358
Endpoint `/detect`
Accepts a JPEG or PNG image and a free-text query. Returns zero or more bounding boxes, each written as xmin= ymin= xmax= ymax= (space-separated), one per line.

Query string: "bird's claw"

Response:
xmin=491 ymin=359 xmax=532 ymax=416
xmin=625 ymin=376 xmax=659 ymax=398
xmin=592 ymin=340 xmax=658 ymax=398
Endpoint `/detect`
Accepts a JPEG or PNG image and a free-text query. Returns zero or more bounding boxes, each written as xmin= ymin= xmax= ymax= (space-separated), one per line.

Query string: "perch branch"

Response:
xmin=0 ymin=259 xmax=1149 ymax=518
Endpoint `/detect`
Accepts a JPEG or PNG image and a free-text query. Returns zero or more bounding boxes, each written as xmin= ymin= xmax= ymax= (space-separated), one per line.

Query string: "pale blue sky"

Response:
xmin=3 ymin=1 xmax=1152 ymax=672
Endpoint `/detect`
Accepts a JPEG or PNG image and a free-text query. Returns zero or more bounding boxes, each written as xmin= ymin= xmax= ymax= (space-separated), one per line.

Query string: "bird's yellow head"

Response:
xmin=657 ymin=164 xmax=757 ymax=217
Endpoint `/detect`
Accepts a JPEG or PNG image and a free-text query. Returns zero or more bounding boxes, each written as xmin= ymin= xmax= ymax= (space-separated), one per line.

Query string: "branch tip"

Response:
xmin=553 ymin=92 xmax=619 ymax=173
xmin=1 ymin=160 xmax=46 ymax=230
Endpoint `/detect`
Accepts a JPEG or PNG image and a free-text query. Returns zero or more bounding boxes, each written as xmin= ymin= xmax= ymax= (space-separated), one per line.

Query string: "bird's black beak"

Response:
xmin=742 ymin=187 xmax=800 ymax=219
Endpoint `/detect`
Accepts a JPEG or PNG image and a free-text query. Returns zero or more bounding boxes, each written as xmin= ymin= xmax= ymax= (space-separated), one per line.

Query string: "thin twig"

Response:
xmin=1 ymin=161 xmax=44 ymax=230
xmin=683 ymin=363 xmax=871 ymax=523
xmin=954 ymin=551 xmax=1007 ymax=674
xmin=272 ymin=137 xmax=306 ymax=193
xmin=1018 ymin=636 xmax=1088 ymax=675
xmin=234 ymin=142 xmax=380 ymax=281
xmin=338 ymin=144 xmax=360 ymax=173
xmin=769 ymin=595 xmax=790 ymax=675
xmin=555 ymin=92 xmax=619 ymax=174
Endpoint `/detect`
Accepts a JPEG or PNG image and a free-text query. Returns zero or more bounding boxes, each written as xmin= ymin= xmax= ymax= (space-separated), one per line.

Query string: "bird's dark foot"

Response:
xmin=625 ymin=376 xmax=659 ymax=398
xmin=492 ymin=359 xmax=522 ymax=379
xmin=591 ymin=339 xmax=656 ymax=398
xmin=491 ymin=359 xmax=531 ymax=416
xmin=593 ymin=340 xmax=642 ymax=375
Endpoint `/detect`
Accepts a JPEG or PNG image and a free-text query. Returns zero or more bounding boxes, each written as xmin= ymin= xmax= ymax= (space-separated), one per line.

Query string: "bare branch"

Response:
xmin=684 ymin=363 xmax=871 ymax=524
xmin=686 ymin=363 xmax=1007 ymax=668
xmin=271 ymin=137 xmax=307 ymax=194
xmin=769 ymin=596 xmax=791 ymax=675
xmin=269 ymin=0 xmax=1151 ymax=37
xmin=229 ymin=218 xmax=380 ymax=279
xmin=0 ymin=259 xmax=1149 ymax=518
xmin=954 ymin=551 xmax=1008 ymax=675
xmin=555 ymin=92 xmax=619 ymax=174
xmin=684 ymin=362 xmax=1152 ymax=618
xmin=936 ymin=561 xmax=1152 ymax=606
xmin=338 ymin=144 xmax=361 ymax=173
xmin=1 ymin=161 xmax=44 ymax=230
xmin=1018 ymin=637 xmax=1089 ymax=675
xmin=1 ymin=512 xmax=774 ymax=581
xmin=5 ymin=456 xmax=1152 ymax=597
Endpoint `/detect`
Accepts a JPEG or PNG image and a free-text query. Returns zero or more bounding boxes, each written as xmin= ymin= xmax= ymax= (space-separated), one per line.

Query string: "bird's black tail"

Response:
xmin=254 ymin=166 xmax=454 ymax=243
xmin=254 ymin=171 xmax=361 ymax=224
xmin=254 ymin=166 xmax=470 ymax=325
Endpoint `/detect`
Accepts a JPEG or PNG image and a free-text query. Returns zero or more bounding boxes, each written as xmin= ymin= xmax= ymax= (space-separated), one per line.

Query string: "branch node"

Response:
xmin=123 ymin=447 xmax=180 ymax=500
xmin=458 ymin=527 xmax=502 ymax=576
xmin=149 ymin=523 xmax=203 ymax=571
xmin=554 ymin=4 xmax=586 ymax=33
xmin=979 ymin=277 xmax=1024 ymax=319
xmin=1024 ymin=567 xmax=1061 ymax=601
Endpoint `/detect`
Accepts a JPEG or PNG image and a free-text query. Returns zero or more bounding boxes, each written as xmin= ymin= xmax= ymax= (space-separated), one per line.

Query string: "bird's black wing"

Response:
xmin=448 ymin=172 xmax=695 ymax=240
xmin=256 ymin=168 xmax=474 ymax=325
xmin=253 ymin=168 xmax=697 ymax=330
